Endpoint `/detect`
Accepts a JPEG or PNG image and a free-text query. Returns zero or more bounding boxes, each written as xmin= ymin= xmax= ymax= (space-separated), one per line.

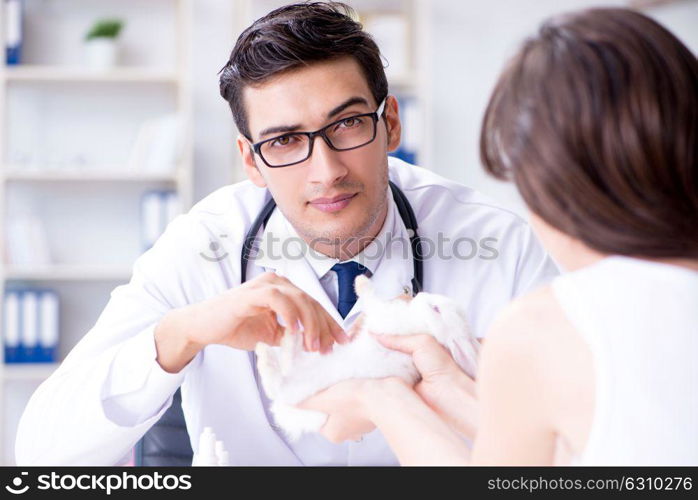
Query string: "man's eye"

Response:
xmin=271 ymin=136 xmax=293 ymax=147
xmin=340 ymin=117 xmax=362 ymax=128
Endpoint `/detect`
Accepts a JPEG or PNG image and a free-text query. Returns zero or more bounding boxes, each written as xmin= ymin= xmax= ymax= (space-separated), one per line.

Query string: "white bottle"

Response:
xmin=215 ymin=440 xmax=230 ymax=466
xmin=192 ymin=426 xmax=218 ymax=466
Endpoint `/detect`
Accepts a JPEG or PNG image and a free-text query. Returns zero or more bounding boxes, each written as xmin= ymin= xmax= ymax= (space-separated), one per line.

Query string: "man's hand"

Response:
xmin=155 ymin=272 xmax=348 ymax=373
xmin=297 ymin=378 xmax=381 ymax=444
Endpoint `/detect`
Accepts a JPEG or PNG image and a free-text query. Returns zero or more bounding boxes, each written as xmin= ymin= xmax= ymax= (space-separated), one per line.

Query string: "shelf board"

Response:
xmin=4 ymin=265 xmax=133 ymax=282
xmin=2 ymin=65 xmax=179 ymax=83
xmin=3 ymin=168 xmax=178 ymax=183
xmin=388 ymin=73 xmax=419 ymax=90
xmin=2 ymin=363 xmax=59 ymax=381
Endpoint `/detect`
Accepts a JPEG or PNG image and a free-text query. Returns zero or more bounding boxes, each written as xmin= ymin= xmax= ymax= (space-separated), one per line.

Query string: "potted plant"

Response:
xmin=84 ymin=18 xmax=124 ymax=70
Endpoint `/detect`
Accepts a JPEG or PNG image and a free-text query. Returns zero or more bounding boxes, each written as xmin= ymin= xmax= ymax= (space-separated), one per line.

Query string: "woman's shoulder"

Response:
xmin=483 ymin=284 xmax=590 ymax=374
xmin=485 ymin=285 xmax=570 ymax=347
xmin=479 ymin=285 xmax=594 ymax=453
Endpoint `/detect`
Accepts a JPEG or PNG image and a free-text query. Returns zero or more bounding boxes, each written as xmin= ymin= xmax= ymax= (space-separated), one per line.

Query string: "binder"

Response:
xmin=164 ymin=191 xmax=181 ymax=228
xmin=141 ymin=190 xmax=180 ymax=251
xmin=3 ymin=291 xmax=21 ymax=363
xmin=20 ymin=290 xmax=38 ymax=362
xmin=141 ymin=190 xmax=164 ymax=250
xmin=390 ymin=95 xmax=419 ymax=165
xmin=3 ymin=288 xmax=60 ymax=363
xmin=38 ymin=290 xmax=59 ymax=362
xmin=5 ymin=0 xmax=23 ymax=65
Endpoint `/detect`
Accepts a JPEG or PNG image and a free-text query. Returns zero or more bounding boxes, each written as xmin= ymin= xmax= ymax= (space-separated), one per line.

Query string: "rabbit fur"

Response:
xmin=254 ymin=275 xmax=480 ymax=441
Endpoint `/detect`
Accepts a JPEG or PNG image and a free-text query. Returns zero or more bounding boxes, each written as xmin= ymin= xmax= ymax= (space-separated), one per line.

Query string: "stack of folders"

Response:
xmin=141 ymin=190 xmax=181 ymax=251
xmin=3 ymin=289 xmax=59 ymax=363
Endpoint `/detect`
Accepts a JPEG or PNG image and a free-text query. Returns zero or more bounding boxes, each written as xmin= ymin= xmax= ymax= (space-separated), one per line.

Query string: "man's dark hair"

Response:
xmin=480 ymin=8 xmax=698 ymax=258
xmin=219 ymin=2 xmax=388 ymax=139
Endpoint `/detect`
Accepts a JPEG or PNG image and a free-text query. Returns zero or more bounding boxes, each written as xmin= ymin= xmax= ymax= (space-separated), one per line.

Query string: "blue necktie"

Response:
xmin=331 ymin=262 xmax=368 ymax=319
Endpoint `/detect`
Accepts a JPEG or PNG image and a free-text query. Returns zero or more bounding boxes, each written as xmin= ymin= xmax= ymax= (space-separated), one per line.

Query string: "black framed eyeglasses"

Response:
xmin=248 ymin=97 xmax=387 ymax=168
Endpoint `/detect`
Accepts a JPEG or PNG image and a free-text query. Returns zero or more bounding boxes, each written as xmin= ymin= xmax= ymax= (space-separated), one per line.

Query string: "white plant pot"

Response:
xmin=85 ymin=38 xmax=118 ymax=70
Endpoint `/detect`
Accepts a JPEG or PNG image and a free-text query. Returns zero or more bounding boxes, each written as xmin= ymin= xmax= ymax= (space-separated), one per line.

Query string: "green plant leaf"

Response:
xmin=85 ymin=19 xmax=124 ymax=40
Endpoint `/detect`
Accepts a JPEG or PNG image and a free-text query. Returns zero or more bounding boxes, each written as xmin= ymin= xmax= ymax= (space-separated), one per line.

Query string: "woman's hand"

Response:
xmin=297 ymin=375 xmax=471 ymax=465
xmin=375 ymin=333 xmax=478 ymax=440
xmin=296 ymin=306 xmax=479 ymax=444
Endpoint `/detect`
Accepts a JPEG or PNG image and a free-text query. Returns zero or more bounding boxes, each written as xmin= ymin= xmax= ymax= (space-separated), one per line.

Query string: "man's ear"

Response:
xmin=237 ymin=134 xmax=267 ymax=188
xmin=384 ymin=95 xmax=402 ymax=153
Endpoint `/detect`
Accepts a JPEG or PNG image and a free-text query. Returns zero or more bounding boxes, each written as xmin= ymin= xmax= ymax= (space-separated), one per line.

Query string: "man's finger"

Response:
xmin=319 ymin=417 xmax=345 ymax=444
xmin=318 ymin=315 xmax=341 ymax=354
xmin=296 ymin=387 xmax=329 ymax=411
xmin=289 ymin=290 xmax=322 ymax=352
xmin=330 ymin=321 xmax=350 ymax=345
xmin=261 ymin=287 xmax=302 ymax=337
xmin=316 ymin=308 xmax=337 ymax=354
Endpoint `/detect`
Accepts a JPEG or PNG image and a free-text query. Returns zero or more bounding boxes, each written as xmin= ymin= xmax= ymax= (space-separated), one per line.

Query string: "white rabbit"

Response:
xmin=254 ymin=275 xmax=480 ymax=441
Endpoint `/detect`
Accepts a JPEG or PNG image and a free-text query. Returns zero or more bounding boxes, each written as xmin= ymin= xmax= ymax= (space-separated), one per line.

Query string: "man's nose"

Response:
xmin=306 ymin=136 xmax=349 ymax=186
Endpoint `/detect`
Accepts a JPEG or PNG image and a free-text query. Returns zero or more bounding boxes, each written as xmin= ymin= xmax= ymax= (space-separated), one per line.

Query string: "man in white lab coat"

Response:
xmin=15 ymin=2 xmax=558 ymax=466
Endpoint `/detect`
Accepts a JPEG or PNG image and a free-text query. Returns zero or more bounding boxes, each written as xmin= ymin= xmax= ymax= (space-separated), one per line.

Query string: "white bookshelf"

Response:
xmin=4 ymin=265 xmax=133 ymax=282
xmin=0 ymin=0 xmax=193 ymax=465
xmin=4 ymin=168 xmax=179 ymax=183
xmin=4 ymin=65 xmax=179 ymax=83
xmin=0 ymin=0 xmax=430 ymax=466
xmin=4 ymin=363 xmax=59 ymax=381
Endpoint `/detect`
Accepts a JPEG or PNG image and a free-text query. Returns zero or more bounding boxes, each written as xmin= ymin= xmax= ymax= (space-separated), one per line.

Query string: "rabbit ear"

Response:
xmin=446 ymin=334 xmax=480 ymax=380
xmin=354 ymin=274 xmax=372 ymax=297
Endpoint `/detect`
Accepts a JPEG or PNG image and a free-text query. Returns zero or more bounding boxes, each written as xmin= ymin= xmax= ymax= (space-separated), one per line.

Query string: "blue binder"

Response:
xmin=5 ymin=0 xmax=23 ymax=65
xmin=3 ymin=288 xmax=59 ymax=363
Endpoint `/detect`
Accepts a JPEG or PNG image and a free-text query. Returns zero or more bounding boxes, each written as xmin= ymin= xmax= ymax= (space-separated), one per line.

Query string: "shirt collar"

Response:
xmin=284 ymin=185 xmax=396 ymax=279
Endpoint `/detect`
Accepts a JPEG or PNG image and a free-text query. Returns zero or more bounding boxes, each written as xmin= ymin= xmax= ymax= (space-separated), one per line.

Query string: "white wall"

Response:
xmin=426 ymin=0 xmax=698 ymax=216
xmin=189 ymin=0 xmax=698 ymax=214
xmin=190 ymin=0 xmax=239 ymax=204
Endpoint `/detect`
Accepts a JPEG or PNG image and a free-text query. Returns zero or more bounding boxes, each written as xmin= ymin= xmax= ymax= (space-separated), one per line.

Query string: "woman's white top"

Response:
xmin=552 ymin=256 xmax=698 ymax=465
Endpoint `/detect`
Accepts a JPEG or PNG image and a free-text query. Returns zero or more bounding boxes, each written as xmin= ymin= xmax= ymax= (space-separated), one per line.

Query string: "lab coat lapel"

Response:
xmin=278 ymin=257 xmax=345 ymax=325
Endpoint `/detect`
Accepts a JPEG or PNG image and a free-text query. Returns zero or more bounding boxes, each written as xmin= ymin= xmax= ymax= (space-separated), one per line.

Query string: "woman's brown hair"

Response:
xmin=480 ymin=8 xmax=698 ymax=258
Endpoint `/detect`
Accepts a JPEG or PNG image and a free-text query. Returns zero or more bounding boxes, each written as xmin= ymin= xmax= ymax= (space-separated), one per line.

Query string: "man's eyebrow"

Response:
xmin=258 ymin=123 xmax=303 ymax=139
xmin=256 ymin=97 xmax=370 ymax=139
xmin=327 ymin=96 xmax=370 ymax=119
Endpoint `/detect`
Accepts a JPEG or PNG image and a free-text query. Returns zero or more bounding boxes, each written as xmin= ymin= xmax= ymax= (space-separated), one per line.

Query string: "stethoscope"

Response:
xmin=240 ymin=180 xmax=424 ymax=295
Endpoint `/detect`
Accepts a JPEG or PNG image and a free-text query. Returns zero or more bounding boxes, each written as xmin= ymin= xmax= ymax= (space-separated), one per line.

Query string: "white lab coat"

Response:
xmin=15 ymin=158 xmax=559 ymax=465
